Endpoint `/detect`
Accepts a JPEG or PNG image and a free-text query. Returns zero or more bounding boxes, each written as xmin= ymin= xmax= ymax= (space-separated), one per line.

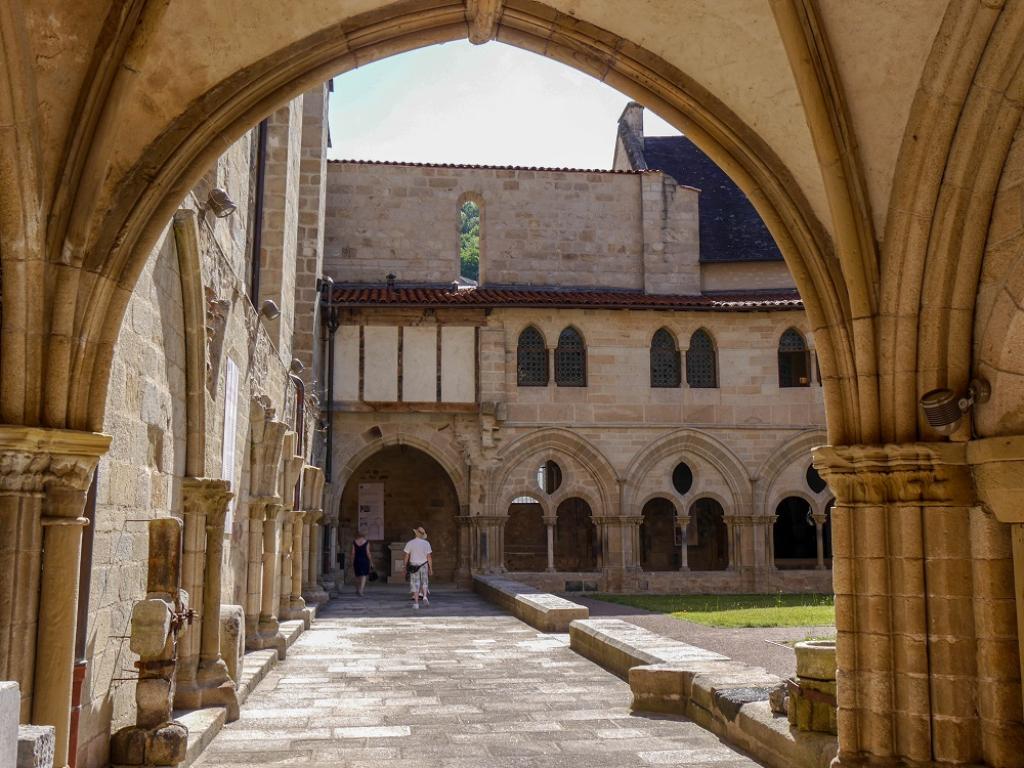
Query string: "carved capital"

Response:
xmin=0 ymin=426 xmax=111 ymax=496
xmin=467 ymin=0 xmax=503 ymax=44
xmin=248 ymin=496 xmax=278 ymax=521
xmin=812 ymin=442 xmax=972 ymax=507
xmin=182 ymin=478 xmax=233 ymax=527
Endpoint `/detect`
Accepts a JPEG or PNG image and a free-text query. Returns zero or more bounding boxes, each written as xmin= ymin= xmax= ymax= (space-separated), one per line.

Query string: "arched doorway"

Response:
xmin=339 ymin=445 xmax=460 ymax=581
xmin=555 ymin=498 xmax=596 ymax=572
xmin=505 ymin=496 xmax=546 ymax=572
xmin=640 ymin=498 xmax=677 ymax=571
xmin=687 ymin=498 xmax=728 ymax=571
xmin=774 ymin=496 xmax=816 ymax=569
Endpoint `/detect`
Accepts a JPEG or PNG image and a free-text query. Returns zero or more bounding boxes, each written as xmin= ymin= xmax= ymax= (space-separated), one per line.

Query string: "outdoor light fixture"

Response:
xmin=919 ymin=378 xmax=990 ymax=435
xmin=259 ymin=298 xmax=281 ymax=320
xmin=206 ymin=187 xmax=237 ymax=218
xmin=289 ymin=358 xmax=304 ymax=374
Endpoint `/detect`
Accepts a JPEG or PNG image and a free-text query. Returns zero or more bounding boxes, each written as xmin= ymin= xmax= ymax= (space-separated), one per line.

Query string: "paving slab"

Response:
xmin=193 ymin=588 xmax=762 ymax=767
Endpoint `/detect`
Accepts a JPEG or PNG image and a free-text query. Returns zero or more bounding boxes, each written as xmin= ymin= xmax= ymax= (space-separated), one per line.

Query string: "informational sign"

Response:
xmin=357 ymin=482 xmax=385 ymax=540
xmin=221 ymin=358 xmax=240 ymax=533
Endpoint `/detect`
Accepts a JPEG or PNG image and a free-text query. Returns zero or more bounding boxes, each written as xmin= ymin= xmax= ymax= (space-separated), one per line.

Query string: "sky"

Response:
xmin=328 ymin=40 xmax=681 ymax=169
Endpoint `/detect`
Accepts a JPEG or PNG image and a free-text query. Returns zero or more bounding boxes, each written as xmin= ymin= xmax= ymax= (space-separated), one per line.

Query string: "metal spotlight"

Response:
xmin=259 ymin=298 xmax=281 ymax=320
xmin=289 ymin=358 xmax=305 ymax=374
xmin=207 ymin=187 xmax=237 ymax=218
xmin=920 ymin=378 xmax=990 ymax=435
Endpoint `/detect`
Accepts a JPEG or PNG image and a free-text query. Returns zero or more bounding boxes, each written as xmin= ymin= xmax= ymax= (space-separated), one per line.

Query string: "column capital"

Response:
xmin=306 ymin=509 xmax=323 ymax=525
xmin=812 ymin=442 xmax=972 ymax=506
xmin=264 ymin=503 xmax=284 ymax=522
xmin=0 ymin=426 xmax=110 ymax=495
xmin=183 ymin=477 xmax=233 ymax=524
xmin=248 ymin=496 xmax=279 ymax=521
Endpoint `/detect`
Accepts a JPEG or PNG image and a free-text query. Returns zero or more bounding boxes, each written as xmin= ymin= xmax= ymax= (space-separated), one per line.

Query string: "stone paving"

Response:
xmin=194 ymin=587 xmax=762 ymax=767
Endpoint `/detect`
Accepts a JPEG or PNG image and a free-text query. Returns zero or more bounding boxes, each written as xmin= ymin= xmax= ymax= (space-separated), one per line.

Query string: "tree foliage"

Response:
xmin=459 ymin=201 xmax=480 ymax=282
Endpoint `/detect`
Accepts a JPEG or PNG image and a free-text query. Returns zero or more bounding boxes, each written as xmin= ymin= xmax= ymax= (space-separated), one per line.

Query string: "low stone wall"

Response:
xmin=568 ymin=618 xmax=837 ymax=768
xmin=506 ymin=568 xmax=833 ymax=595
xmin=473 ymin=575 xmax=589 ymax=632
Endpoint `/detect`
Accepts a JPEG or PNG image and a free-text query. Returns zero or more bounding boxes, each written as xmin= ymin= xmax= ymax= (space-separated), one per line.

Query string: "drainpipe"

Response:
xmin=69 ymin=472 xmax=98 ymax=768
xmin=319 ymin=278 xmax=338 ymax=480
xmin=250 ymin=119 xmax=269 ymax=306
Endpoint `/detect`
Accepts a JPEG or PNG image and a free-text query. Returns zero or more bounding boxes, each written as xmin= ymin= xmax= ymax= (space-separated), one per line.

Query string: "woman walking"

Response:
xmin=351 ymin=532 xmax=372 ymax=596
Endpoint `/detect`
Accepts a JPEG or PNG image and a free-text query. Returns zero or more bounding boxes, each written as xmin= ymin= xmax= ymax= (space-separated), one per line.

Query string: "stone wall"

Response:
xmin=324 ymin=161 xmax=651 ymax=288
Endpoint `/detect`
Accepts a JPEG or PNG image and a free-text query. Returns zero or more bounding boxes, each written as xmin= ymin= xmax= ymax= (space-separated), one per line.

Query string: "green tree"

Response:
xmin=459 ymin=201 xmax=480 ymax=282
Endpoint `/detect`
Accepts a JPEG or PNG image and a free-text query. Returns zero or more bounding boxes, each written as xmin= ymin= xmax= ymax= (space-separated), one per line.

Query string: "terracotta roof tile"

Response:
xmin=327 ymin=158 xmax=643 ymax=175
xmin=326 ymin=285 xmax=802 ymax=312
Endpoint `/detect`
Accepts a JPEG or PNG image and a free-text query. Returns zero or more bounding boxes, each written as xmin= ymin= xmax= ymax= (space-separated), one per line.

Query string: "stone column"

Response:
xmin=0 ymin=428 xmax=109 ymax=768
xmin=244 ymin=501 xmax=266 ymax=643
xmin=471 ymin=516 xmax=506 ymax=573
xmin=285 ymin=511 xmax=307 ymax=620
xmin=676 ymin=514 xmax=690 ymax=571
xmin=278 ymin=511 xmax=293 ymax=611
xmin=303 ymin=510 xmax=328 ymax=604
xmin=811 ymin=511 xmax=827 ymax=570
xmin=815 ymin=442 xmax=1022 ymax=768
xmin=175 ymin=478 xmax=239 ymax=719
xmin=254 ymin=503 xmax=285 ymax=657
xmin=723 ymin=516 xmax=736 ymax=571
xmin=543 ymin=515 xmax=556 ymax=572
xmin=455 ymin=512 xmax=472 ymax=583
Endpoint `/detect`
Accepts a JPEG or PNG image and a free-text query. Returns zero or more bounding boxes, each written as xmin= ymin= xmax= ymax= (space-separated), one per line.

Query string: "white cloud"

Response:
xmin=328 ymin=40 xmax=680 ymax=169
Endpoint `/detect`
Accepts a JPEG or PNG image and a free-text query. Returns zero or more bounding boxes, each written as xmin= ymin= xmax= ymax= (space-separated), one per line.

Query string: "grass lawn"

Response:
xmin=591 ymin=593 xmax=835 ymax=628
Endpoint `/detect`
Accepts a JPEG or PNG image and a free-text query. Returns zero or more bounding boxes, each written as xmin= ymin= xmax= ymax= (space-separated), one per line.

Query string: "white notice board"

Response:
xmin=357 ymin=483 xmax=385 ymax=540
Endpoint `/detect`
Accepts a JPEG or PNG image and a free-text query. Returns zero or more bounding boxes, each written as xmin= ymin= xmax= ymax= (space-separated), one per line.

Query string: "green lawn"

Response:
xmin=591 ymin=593 xmax=835 ymax=628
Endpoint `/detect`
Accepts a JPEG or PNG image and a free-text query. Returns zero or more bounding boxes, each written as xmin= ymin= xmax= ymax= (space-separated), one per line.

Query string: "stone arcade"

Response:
xmin=3 ymin=2 xmax=1024 ymax=767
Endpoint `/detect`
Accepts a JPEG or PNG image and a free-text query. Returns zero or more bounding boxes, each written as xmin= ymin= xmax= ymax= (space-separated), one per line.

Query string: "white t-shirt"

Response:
xmin=404 ymin=538 xmax=432 ymax=565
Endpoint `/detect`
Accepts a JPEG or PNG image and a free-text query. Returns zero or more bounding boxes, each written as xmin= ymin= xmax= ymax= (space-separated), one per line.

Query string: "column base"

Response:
xmin=279 ymin=595 xmax=307 ymax=622
xmin=110 ymin=721 xmax=188 ymax=767
xmin=302 ymin=586 xmax=329 ymax=605
xmin=174 ymin=660 xmax=240 ymax=722
xmin=247 ymin=617 xmax=286 ymax=659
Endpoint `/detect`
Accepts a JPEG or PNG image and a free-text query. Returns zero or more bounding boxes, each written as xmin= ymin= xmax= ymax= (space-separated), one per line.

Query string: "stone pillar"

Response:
xmin=471 ymin=516 xmax=506 ymax=573
xmin=676 ymin=514 xmax=690 ymax=571
xmin=255 ymin=503 xmax=285 ymax=656
xmin=0 ymin=428 xmax=109 ymax=768
xmin=815 ymin=442 xmax=1024 ymax=768
xmin=244 ymin=502 xmax=266 ymax=643
xmin=593 ymin=516 xmax=640 ymax=592
xmin=723 ymin=516 xmax=736 ymax=571
xmin=811 ymin=511 xmax=827 ymax=570
xmin=287 ymin=511 xmax=306 ymax=616
xmin=302 ymin=510 xmax=328 ymax=605
xmin=175 ymin=478 xmax=238 ymax=719
xmin=455 ymin=513 xmax=472 ymax=583
xmin=543 ymin=515 xmax=556 ymax=572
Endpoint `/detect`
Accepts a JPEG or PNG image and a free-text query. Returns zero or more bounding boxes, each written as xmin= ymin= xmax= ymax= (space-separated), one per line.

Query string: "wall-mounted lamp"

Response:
xmin=920 ymin=378 xmax=990 ymax=435
xmin=386 ymin=273 xmax=396 ymax=289
xmin=207 ymin=187 xmax=237 ymax=218
xmin=259 ymin=298 xmax=281 ymax=320
xmin=289 ymin=358 xmax=305 ymax=374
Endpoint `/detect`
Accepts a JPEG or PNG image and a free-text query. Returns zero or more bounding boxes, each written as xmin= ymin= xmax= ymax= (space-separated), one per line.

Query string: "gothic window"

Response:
xmin=555 ymin=327 xmax=587 ymax=387
xmin=685 ymin=329 xmax=718 ymax=388
xmin=650 ymin=328 xmax=681 ymax=388
xmin=778 ymin=328 xmax=810 ymax=388
xmin=516 ymin=326 xmax=548 ymax=387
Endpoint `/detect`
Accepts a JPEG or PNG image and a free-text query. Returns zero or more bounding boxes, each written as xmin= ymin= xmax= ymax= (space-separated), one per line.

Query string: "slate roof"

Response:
xmin=640 ymin=136 xmax=784 ymax=263
xmin=326 ymin=285 xmax=802 ymax=312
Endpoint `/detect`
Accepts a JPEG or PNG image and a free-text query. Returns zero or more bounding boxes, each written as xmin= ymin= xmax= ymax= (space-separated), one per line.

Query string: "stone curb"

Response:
xmin=473 ymin=574 xmax=589 ymax=632
xmin=177 ymin=612 xmax=314 ymax=767
xmin=568 ymin=618 xmax=837 ymax=768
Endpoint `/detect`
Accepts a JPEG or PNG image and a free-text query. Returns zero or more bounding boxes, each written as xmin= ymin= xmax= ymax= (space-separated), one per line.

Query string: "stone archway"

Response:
xmin=338 ymin=444 xmax=460 ymax=581
xmin=555 ymin=497 xmax=597 ymax=573
xmin=688 ymin=498 xmax=728 ymax=572
xmin=773 ymin=496 xmax=816 ymax=570
xmin=504 ymin=494 xmax=546 ymax=572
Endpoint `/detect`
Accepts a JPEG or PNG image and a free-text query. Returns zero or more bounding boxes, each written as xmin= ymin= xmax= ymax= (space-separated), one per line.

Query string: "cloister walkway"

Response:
xmin=193 ymin=588 xmax=761 ymax=767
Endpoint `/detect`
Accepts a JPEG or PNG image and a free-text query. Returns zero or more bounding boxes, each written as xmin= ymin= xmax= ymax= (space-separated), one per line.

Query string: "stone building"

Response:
xmin=320 ymin=104 xmax=832 ymax=594
xmin=5 ymin=2 xmax=1024 ymax=767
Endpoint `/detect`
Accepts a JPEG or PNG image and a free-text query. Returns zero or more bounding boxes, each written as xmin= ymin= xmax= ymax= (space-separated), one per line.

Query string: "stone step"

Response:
xmin=472 ymin=574 xmax=588 ymax=632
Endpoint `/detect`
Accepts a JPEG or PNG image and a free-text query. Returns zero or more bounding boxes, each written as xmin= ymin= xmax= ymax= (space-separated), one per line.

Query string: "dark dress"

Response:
xmin=353 ymin=540 xmax=371 ymax=577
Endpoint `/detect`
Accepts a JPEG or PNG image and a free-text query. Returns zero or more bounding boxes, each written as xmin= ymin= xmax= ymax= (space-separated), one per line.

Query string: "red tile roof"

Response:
xmin=327 ymin=158 xmax=644 ymax=175
xmin=326 ymin=285 xmax=803 ymax=312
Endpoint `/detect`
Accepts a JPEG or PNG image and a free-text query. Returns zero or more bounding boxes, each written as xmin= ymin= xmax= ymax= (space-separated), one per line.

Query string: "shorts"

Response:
xmin=409 ymin=566 xmax=429 ymax=594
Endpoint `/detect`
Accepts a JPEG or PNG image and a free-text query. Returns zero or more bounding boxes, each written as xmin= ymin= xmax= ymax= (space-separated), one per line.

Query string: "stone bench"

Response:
xmin=568 ymin=618 xmax=837 ymax=768
xmin=473 ymin=574 xmax=588 ymax=632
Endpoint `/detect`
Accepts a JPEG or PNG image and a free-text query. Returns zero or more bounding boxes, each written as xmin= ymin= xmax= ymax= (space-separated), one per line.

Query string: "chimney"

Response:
xmin=619 ymin=102 xmax=645 ymax=139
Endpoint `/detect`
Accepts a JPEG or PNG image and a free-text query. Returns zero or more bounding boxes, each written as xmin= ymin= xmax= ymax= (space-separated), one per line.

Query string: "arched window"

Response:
xmin=458 ymin=199 xmax=480 ymax=283
xmin=778 ymin=328 xmax=810 ymax=387
xmin=555 ymin=327 xmax=587 ymax=387
xmin=686 ymin=329 xmax=718 ymax=388
xmin=650 ymin=328 xmax=681 ymax=388
xmin=516 ymin=326 xmax=548 ymax=387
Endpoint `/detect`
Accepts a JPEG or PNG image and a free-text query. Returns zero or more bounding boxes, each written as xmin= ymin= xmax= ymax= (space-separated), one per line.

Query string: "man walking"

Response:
xmin=404 ymin=526 xmax=433 ymax=609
